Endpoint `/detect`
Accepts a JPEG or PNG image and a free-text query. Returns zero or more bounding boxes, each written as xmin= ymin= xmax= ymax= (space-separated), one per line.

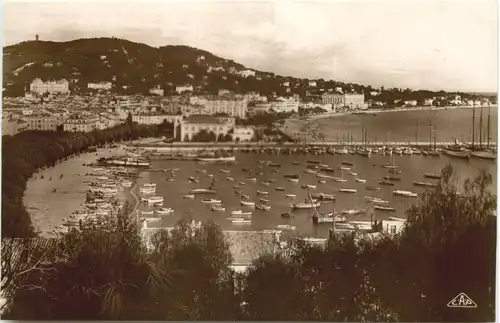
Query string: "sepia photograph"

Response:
xmin=1 ymin=0 xmax=497 ymax=321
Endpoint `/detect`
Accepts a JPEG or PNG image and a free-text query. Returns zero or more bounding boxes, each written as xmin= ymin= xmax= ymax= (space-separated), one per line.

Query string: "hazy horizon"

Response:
xmin=3 ymin=0 xmax=498 ymax=93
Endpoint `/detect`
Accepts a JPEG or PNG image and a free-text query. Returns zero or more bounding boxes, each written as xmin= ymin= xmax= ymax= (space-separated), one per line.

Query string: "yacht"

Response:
xmin=230 ymin=210 xmax=252 ymax=216
xmin=211 ymin=206 xmax=226 ymax=212
xmin=393 ymin=190 xmax=418 ymax=198
xmin=241 ymin=200 xmax=256 ymax=207
xmin=201 ymin=198 xmax=222 ymax=204
xmin=157 ymin=208 xmax=174 ymax=215
xmin=338 ymin=188 xmax=357 ymax=193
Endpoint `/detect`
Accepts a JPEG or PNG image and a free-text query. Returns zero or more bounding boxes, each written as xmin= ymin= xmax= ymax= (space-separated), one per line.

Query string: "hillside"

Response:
xmin=2 ymin=37 xmax=494 ymax=102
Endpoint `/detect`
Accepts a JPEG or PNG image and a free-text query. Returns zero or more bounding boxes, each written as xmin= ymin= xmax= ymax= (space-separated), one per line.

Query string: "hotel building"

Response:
xmin=30 ymin=78 xmax=69 ymax=94
xmin=179 ymin=115 xmax=235 ymax=142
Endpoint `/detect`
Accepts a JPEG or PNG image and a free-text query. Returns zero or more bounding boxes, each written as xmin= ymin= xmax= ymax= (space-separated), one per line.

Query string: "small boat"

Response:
xmin=256 ymin=204 xmax=271 ymax=211
xmin=338 ymin=188 xmax=357 ymax=193
xmin=341 ymin=209 xmax=365 ymax=215
xmin=230 ymin=218 xmax=252 ymax=225
xmin=348 ymin=172 xmax=358 ymax=176
xmin=288 ymin=178 xmax=299 ymax=183
xmin=312 ymin=214 xmax=346 ymax=224
xmin=239 ymin=181 xmax=246 ymax=186
xmin=307 ymin=160 xmax=321 ymax=164
xmin=443 ymin=146 xmax=471 ymax=159
xmin=183 ymin=194 xmax=195 ymax=199
xmin=269 ymin=163 xmax=281 ymax=167
xmin=292 ymin=161 xmax=301 ymax=165
xmin=188 ymin=176 xmax=199 ymax=183
xmin=339 ymin=166 xmax=351 ymax=171
xmin=226 ymin=177 xmax=234 ymax=181
xmin=261 ymin=181 xmax=270 ymax=186
xmin=259 ymin=197 xmax=270 ymax=203
xmin=241 ymin=194 xmax=250 ymax=200
xmin=321 ymin=167 xmax=336 ymax=173
xmin=374 ymin=205 xmax=396 ymax=212
xmin=145 ymin=196 xmax=164 ymax=204
xmin=290 ymin=201 xmax=321 ymax=209
xmin=364 ymin=196 xmax=389 ymax=204
xmin=157 ymin=208 xmax=174 ymax=215
xmin=247 ymin=177 xmax=257 ymax=182
xmin=413 ymin=181 xmax=437 ymax=188
xmin=275 ymin=187 xmax=285 ymax=191
xmin=256 ymin=190 xmax=269 ymax=195
xmin=230 ymin=210 xmax=252 ymax=216
xmin=241 ymin=200 xmax=256 ymax=207
xmin=201 ymin=199 xmax=222 ymax=204
xmin=190 ymin=188 xmax=218 ymax=194
xmin=276 ymin=224 xmax=296 ymax=231
xmin=143 ymin=183 xmax=156 ymax=188
xmin=471 ymin=150 xmax=496 ymax=160
xmin=378 ymin=180 xmax=395 ymax=186
xmin=365 ymin=185 xmax=381 ymax=191
xmin=268 ymin=179 xmax=276 ymax=183
xmin=318 ymin=180 xmax=327 ymax=184
xmin=305 ymin=169 xmax=317 ymax=174
xmin=332 ymin=177 xmax=347 ymax=183
xmin=393 ymin=190 xmax=418 ymax=197
xmin=342 ymin=161 xmax=354 ymax=166
xmin=355 ymin=178 xmax=366 ymax=183
xmin=313 ymin=193 xmax=335 ymax=201
xmin=284 ymin=174 xmax=299 ymax=179
xmin=383 ymin=176 xmax=402 ymax=181
xmin=281 ymin=212 xmax=293 ymax=218
xmin=424 ymin=173 xmax=442 ymax=179
xmin=211 ymin=206 xmax=226 ymax=212
xmin=166 ymin=178 xmax=175 ymax=182
xmin=220 ymin=169 xmax=231 ymax=173
xmin=141 ymin=211 xmax=154 ymax=216
xmin=285 ymin=194 xmax=296 ymax=198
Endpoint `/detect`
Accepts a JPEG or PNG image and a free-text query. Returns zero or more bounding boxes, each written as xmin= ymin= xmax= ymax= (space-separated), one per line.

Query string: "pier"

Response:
xmin=133 ymin=141 xmax=497 ymax=153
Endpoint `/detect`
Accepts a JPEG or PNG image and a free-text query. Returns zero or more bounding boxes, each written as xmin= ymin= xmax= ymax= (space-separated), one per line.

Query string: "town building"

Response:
xmin=30 ymin=78 xmax=69 ymax=94
xmin=380 ymin=219 xmax=406 ymax=235
xmin=404 ymin=100 xmax=418 ymax=107
xmin=87 ymin=82 xmax=112 ymax=90
xmin=179 ymin=115 xmax=235 ymax=142
xmin=343 ymin=93 xmax=368 ymax=109
xmin=309 ymin=81 xmax=317 ymax=87
xmin=233 ymin=126 xmax=255 ymax=142
xmin=218 ymin=89 xmax=231 ymax=96
xmin=423 ymin=98 xmax=434 ymax=106
xmin=254 ymin=97 xmax=299 ymax=114
xmin=63 ymin=116 xmax=99 ymax=132
xmin=149 ymin=87 xmax=164 ymax=96
xmin=238 ymin=69 xmax=256 ymax=78
xmin=175 ymin=85 xmax=193 ymax=94
xmin=321 ymin=93 xmax=344 ymax=106
xmin=132 ymin=114 xmax=182 ymax=125
xmin=25 ymin=114 xmax=62 ymax=131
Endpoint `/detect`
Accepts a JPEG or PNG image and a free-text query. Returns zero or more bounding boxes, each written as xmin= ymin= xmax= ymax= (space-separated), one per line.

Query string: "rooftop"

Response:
xmin=184 ymin=114 xmax=225 ymax=124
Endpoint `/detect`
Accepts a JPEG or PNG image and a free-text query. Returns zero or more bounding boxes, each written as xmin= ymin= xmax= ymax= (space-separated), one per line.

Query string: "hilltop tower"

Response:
xmin=36 ymin=34 xmax=39 ymax=41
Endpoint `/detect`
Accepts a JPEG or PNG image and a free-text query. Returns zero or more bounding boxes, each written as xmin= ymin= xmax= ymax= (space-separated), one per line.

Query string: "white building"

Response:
xmin=423 ymin=98 xmax=434 ymax=106
xmin=132 ymin=114 xmax=182 ymax=125
xmin=203 ymin=96 xmax=248 ymax=118
xmin=175 ymin=85 xmax=193 ymax=94
xmin=30 ymin=78 xmax=69 ymax=94
xmin=63 ymin=116 xmax=99 ymax=132
xmin=149 ymin=87 xmax=164 ymax=96
xmin=25 ymin=115 xmax=62 ymax=131
xmin=87 ymin=82 xmax=112 ymax=90
xmin=380 ymin=219 xmax=406 ymax=235
xmin=309 ymin=81 xmax=317 ymax=87
xmin=233 ymin=126 xmax=255 ymax=142
xmin=344 ymin=94 xmax=368 ymax=109
xmin=180 ymin=115 xmax=235 ymax=142
xmin=238 ymin=69 xmax=256 ymax=78
xmin=404 ymin=100 xmax=418 ymax=107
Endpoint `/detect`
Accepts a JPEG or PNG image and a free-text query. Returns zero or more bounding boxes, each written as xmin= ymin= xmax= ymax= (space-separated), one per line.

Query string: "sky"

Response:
xmin=3 ymin=0 xmax=498 ymax=92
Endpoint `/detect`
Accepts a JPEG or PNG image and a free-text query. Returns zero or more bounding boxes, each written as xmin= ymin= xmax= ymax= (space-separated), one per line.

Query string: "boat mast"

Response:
xmin=472 ymin=96 xmax=476 ymax=149
xmin=429 ymin=107 xmax=432 ymax=150
xmin=487 ymin=103 xmax=491 ymax=149
xmin=415 ymin=120 xmax=419 ymax=146
xmin=433 ymin=125 xmax=437 ymax=150
xmin=479 ymin=104 xmax=484 ymax=149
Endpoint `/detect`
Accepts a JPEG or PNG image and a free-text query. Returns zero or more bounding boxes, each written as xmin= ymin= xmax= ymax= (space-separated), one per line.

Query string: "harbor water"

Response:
xmin=137 ymin=152 xmax=496 ymax=238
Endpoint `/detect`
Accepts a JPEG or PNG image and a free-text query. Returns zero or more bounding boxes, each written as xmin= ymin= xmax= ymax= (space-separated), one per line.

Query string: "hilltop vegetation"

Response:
xmin=4 ymin=37 xmax=494 ymax=103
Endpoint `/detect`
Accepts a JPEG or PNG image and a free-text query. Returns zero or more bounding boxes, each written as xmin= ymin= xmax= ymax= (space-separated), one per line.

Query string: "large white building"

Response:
xmin=30 ymin=78 xmax=69 ymax=94
xmin=132 ymin=114 xmax=182 ymax=125
xmin=24 ymin=114 xmax=62 ymax=131
xmin=87 ymin=82 xmax=112 ymax=90
xmin=233 ymin=126 xmax=255 ymax=141
xmin=180 ymin=115 xmax=235 ymax=142
xmin=149 ymin=87 xmax=164 ymax=96
xmin=254 ymin=98 xmax=299 ymax=114
xmin=175 ymin=85 xmax=193 ymax=94
xmin=63 ymin=116 xmax=99 ymax=132
xmin=343 ymin=94 xmax=368 ymax=109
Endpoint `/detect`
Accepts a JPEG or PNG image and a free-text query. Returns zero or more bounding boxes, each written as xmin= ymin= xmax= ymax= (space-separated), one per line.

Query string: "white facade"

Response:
xmin=255 ymin=99 xmax=299 ymax=114
xmin=132 ymin=114 xmax=182 ymax=125
xmin=88 ymin=82 xmax=112 ymax=90
xmin=404 ymin=100 xmax=418 ymax=106
xmin=175 ymin=85 xmax=193 ymax=94
xmin=381 ymin=219 xmax=406 ymax=235
xmin=30 ymin=78 xmax=69 ymax=94
xmin=25 ymin=115 xmax=61 ymax=131
xmin=149 ymin=88 xmax=164 ymax=96
xmin=344 ymin=94 xmax=367 ymax=109
xmin=180 ymin=116 xmax=234 ymax=142
xmin=238 ymin=70 xmax=256 ymax=78
xmin=204 ymin=97 xmax=248 ymax=118
xmin=424 ymin=98 xmax=434 ymax=106
xmin=233 ymin=126 xmax=255 ymax=142
xmin=309 ymin=81 xmax=317 ymax=87
xmin=63 ymin=117 xmax=99 ymax=132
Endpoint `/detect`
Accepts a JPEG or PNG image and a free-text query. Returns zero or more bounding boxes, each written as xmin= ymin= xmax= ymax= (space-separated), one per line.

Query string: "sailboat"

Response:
xmin=471 ymin=102 xmax=496 ymax=160
xmin=423 ymin=108 xmax=441 ymax=156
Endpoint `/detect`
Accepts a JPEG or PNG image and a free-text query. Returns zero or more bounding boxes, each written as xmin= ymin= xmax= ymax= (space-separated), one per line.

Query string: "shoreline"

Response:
xmin=23 ymin=146 xmax=137 ymax=238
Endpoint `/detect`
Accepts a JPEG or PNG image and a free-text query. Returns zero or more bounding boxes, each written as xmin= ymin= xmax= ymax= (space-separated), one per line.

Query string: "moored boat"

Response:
xmin=157 ymin=207 xmax=174 ymax=215
xmin=338 ymin=188 xmax=357 ymax=193
xmin=241 ymin=200 xmax=256 ymax=207
xmin=256 ymin=204 xmax=271 ymax=211
xmin=211 ymin=206 xmax=226 ymax=212
xmin=201 ymin=198 xmax=222 ymax=204
xmin=374 ymin=205 xmax=396 ymax=212
xmin=275 ymin=187 xmax=285 ymax=191
xmin=378 ymin=180 xmax=395 ymax=186
xmin=424 ymin=173 xmax=442 ymax=179
xmin=393 ymin=190 xmax=418 ymax=197
xmin=413 ymin=181 xmax=437 ymax=188
xmin=355 ymin=178 xmax=366 ymax=183
xmin=190 ymin=188 xmax=218 ymax=194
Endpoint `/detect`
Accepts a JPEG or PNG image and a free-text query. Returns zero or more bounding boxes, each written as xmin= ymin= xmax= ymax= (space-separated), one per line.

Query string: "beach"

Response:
xmin=23 ymin=145 xmax=138 ymax=238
